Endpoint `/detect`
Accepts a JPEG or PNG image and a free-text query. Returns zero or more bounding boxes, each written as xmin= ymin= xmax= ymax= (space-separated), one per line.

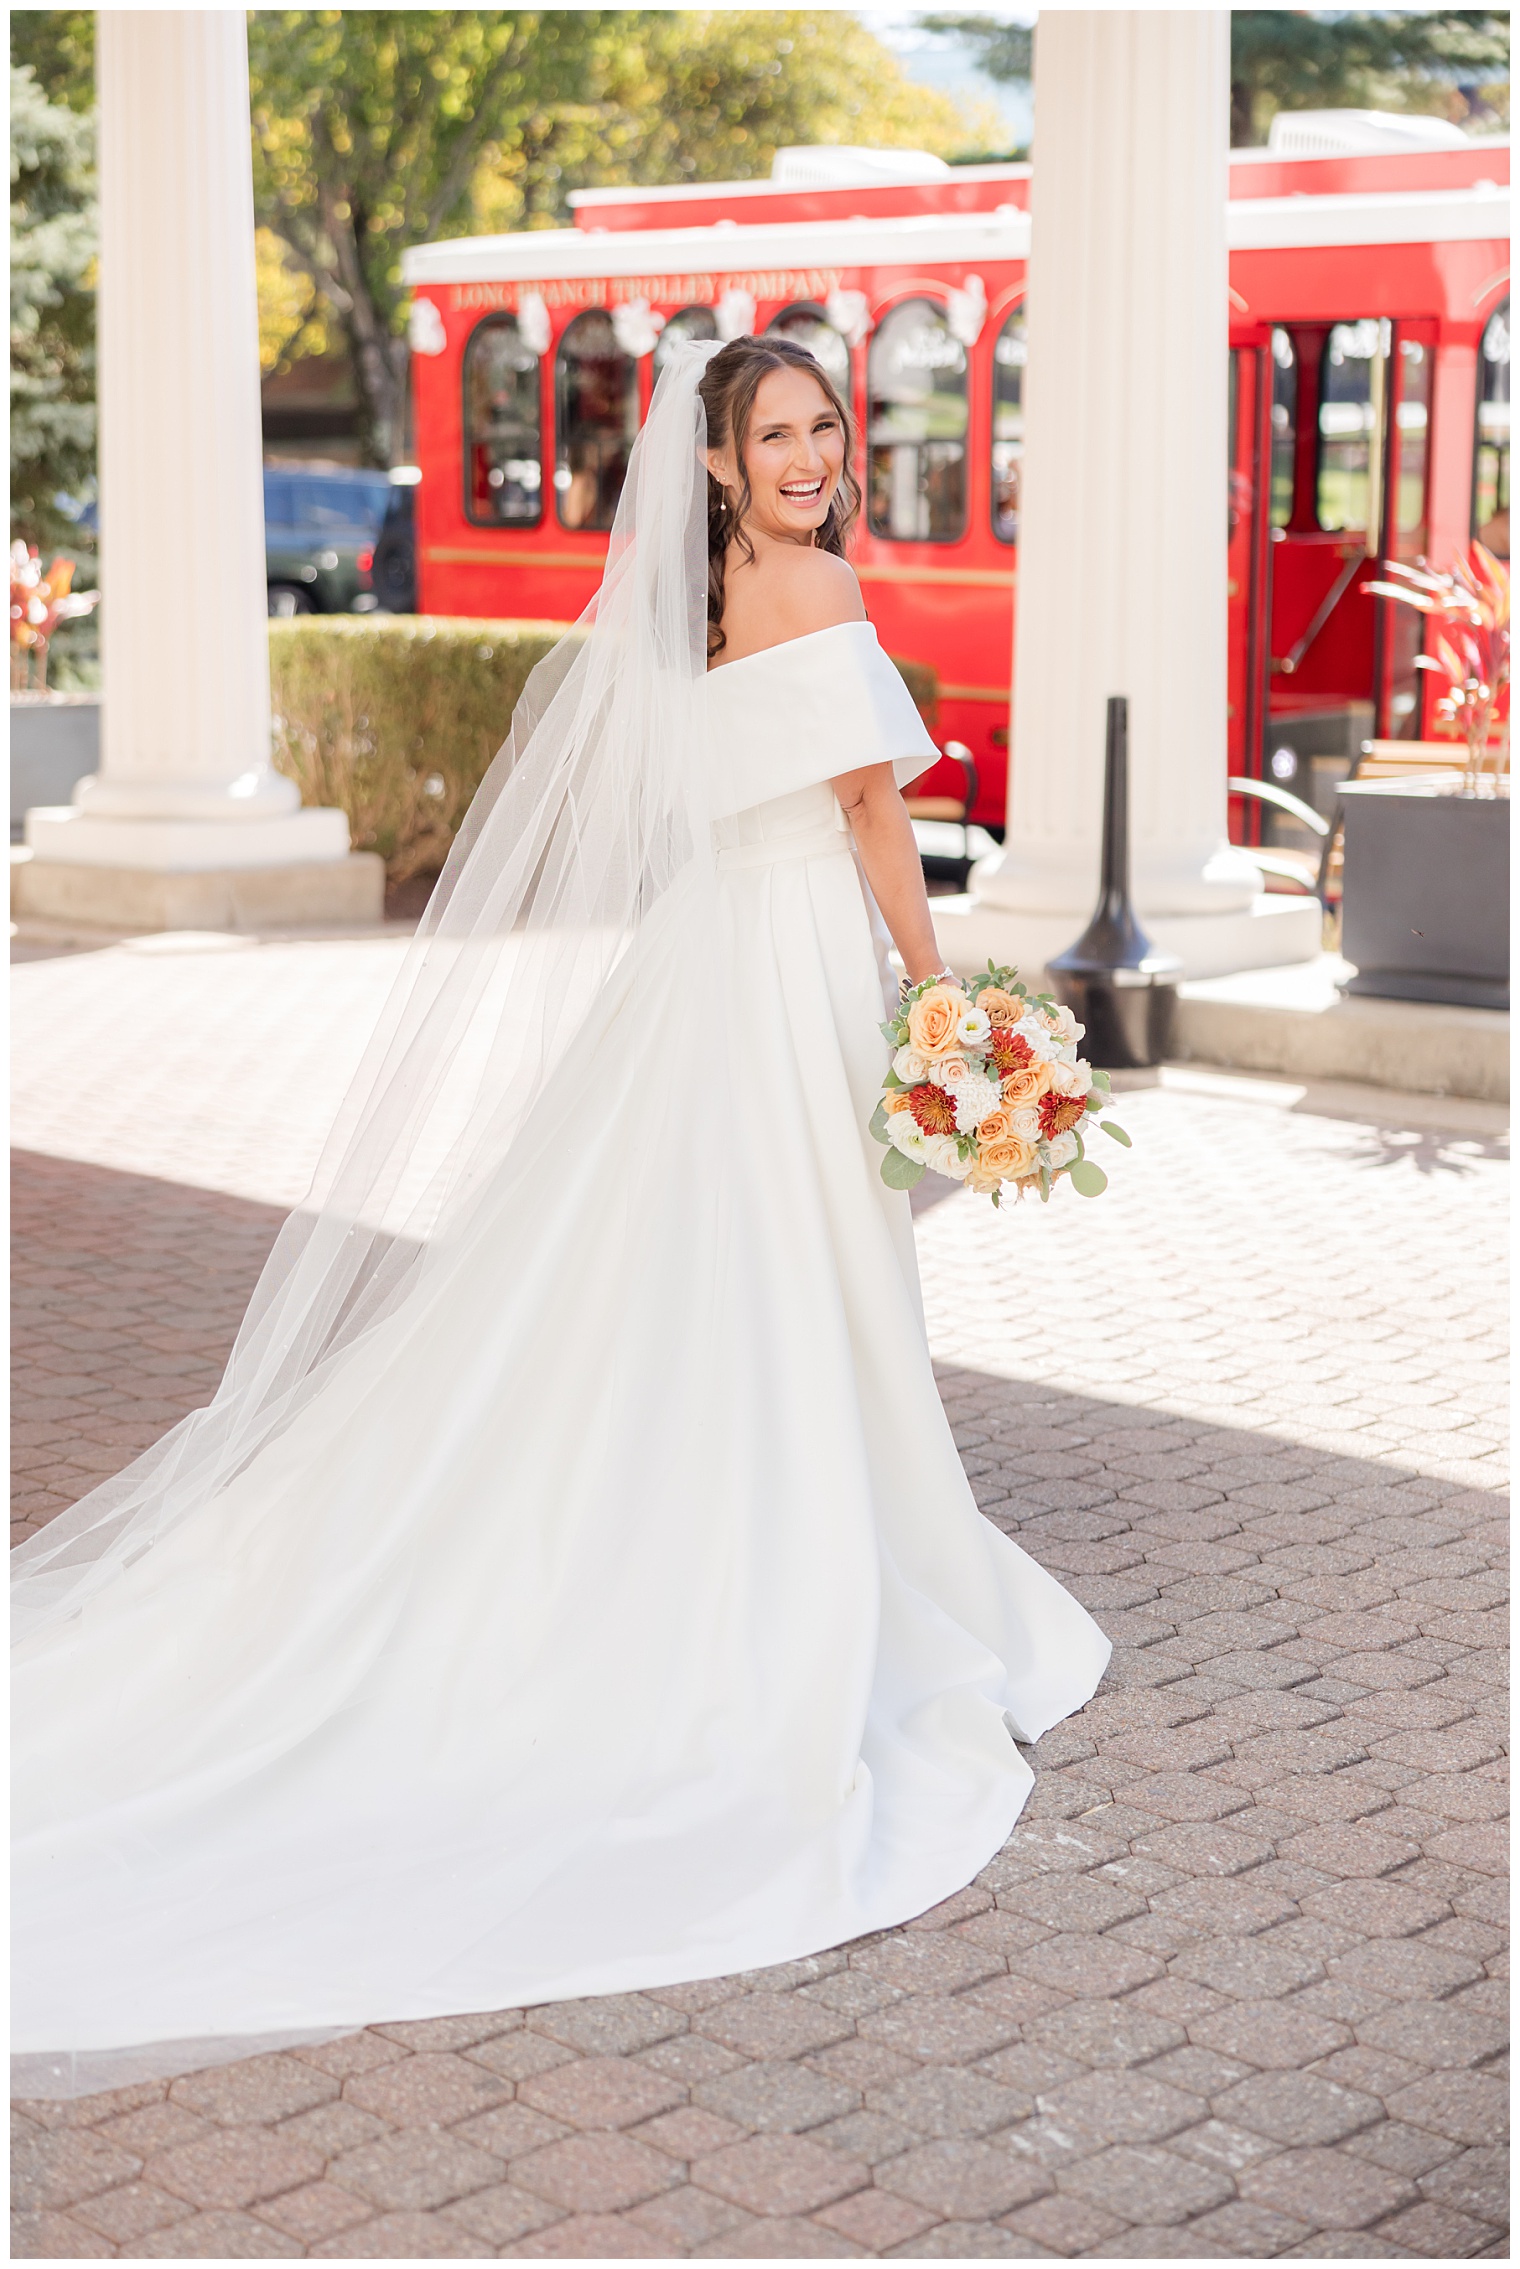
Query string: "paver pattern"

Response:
xmin=11 ymin=933 xmax=1509 ymax=2258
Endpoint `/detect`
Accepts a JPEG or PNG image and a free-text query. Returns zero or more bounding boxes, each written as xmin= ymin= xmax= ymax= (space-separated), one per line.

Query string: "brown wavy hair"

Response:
xmin=697 ymin=333 xmax=861 ymax=661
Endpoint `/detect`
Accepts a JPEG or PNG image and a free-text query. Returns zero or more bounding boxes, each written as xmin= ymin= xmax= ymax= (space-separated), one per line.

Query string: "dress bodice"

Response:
xmin=703 ymin=621 xmax=939 ymax=827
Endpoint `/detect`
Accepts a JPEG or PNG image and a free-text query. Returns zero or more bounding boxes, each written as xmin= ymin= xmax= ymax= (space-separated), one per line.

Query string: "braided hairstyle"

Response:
xmin=697 ymin=333 xmax=861 ymax=661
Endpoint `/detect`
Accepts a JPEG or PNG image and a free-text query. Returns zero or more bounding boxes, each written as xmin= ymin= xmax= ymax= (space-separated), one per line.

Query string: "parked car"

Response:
xmin=264 ymin=467 xmax=393 ymax=616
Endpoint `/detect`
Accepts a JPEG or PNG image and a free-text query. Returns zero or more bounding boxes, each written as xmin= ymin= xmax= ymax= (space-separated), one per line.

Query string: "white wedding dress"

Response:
xmin=14 ymin=387 xmax=1108 ymax=2097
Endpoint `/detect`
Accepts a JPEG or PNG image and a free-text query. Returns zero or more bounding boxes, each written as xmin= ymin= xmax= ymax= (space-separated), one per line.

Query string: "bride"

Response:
xmin=12 ymin=334 xmax=1109 ymax=2097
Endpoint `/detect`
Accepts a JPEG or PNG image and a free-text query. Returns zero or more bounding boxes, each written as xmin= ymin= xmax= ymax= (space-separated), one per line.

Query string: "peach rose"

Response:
xmin=885 ymin=1089 xmax=914 ymax=1114
xmin=976 ymin=985 xmax=1022 ymax=1025
xmin=933 ymin=1053 xmax=971 ymax=1087
xmin=978 ymin=1131 xmax=1037 ymax=1181
xmin=1000 ymin=1063 xmax=1044 ymax=1108
xmin=975 ymin=1106 xmax=1014 ymax=1147
xmin=907 ymin=984 xmax=968 ymax=1059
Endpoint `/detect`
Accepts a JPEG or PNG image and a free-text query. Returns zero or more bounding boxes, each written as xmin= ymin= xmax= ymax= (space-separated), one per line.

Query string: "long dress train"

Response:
xmin=13 ymin=620 xmax=1109 ymax=2089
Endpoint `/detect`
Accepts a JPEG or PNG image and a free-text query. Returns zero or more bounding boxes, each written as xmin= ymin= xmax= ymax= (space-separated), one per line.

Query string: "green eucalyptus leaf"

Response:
xmin=1068 ymin=1157 xmax=1109 ymax=1196
xmin=868 ymin=1102 xmax=892 ymax=1145
xmin=1099 ymin=1120 xmax=1132 ymax=1146
xmin=881 ymin=1147 xmax=926 ymax=1191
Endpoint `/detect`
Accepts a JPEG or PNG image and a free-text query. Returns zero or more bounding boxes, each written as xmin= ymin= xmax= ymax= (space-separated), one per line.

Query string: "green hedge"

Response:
xmin=269 ymin=615 xmax=571 ymax=881
xmin=270 ymin=615 xmax=940 ymax=882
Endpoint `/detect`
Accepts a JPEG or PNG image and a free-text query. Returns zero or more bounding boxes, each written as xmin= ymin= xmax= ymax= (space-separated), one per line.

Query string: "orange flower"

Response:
xmin=906 ymin=984 xmax=966 ymax=1059
xmin=906 ymin=1083 xmax=958 ymax=1136
xmin=884 ymin=1090 xmax=913 ymax=1114
xmin=987 ymin=1025 xmax=1035 ymax=1079
xmin=976 ymin=986 xmax=1022 ymax=1025
xmin=1038 ymin=1090 xmax=1087 ymax=1140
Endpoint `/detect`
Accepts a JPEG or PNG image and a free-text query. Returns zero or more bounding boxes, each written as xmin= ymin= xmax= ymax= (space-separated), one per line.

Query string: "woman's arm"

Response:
xmin=831 ymin=761 xmax=947 ymax=987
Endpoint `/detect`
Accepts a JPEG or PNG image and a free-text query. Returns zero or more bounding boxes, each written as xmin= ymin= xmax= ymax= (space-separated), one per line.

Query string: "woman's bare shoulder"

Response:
xmin=772 ymin=546 xmax=867 ymax=636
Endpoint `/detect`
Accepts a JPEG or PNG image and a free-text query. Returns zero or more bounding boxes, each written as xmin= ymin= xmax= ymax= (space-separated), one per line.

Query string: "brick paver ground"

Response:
xmin=11 ymin=932 xmax=1509 ymax=2259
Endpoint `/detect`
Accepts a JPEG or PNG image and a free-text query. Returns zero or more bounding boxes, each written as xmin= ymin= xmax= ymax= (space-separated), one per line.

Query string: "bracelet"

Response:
xmin=898 ymin=966 xmax=955 ymax=1003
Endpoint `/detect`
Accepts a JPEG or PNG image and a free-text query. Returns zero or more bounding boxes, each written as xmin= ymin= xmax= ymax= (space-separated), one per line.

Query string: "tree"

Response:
xmin=1226 ymin=12 xmax=1508 ymax=145
xmin=9 ymin=9 xmax=93 ymax=111
xmin=10 ymin=62 xmax=95 ymax=553
xmin=914 ymin=9 xmax=1509 ymax=146
xmin=248 ymin=9 xmax=975 ymax=466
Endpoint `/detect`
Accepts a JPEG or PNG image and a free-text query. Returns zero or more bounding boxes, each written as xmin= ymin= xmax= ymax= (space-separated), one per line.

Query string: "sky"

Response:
xmin=860 ymin=6 xmax=1038 ymax=152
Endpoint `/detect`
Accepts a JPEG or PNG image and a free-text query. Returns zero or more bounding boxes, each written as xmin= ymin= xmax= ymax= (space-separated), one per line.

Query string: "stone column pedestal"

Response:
xmin=935 ymin=10 xmax=1320 ymax=983
xmin=16 ymin=10 xmax=382 ymax=932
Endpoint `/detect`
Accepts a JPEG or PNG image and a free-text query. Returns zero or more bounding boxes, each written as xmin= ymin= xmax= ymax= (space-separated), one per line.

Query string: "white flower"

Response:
xmin=893 ymin=1045 xmax=932 ymax=1085
xmin=953 ymin=1073 xmax=1002 ymax=1132
xmin=1015 ymin=1015 xmax=1059 ymax=1063
xmin=956 ymin=1005 xmax=992 ymax=1052
xmin=887 ymin=1113 xmax=929 ymax=1159
xmin=924 ymin=1133 xmax=970 ymax=1178
xmin=1045 ymin=1058 xmax=1092 ymax=1099
xmin=1046 ymin=1129 xmax=1080 ymax=1169
xmin=1007 ymin=1103 xmax=1042 ymax=1143
xmin=1042 ymin=1003 xmax=1085 ymax=1047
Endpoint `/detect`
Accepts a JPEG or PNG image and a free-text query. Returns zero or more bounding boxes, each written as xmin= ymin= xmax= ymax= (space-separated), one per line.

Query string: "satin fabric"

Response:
xmin=13 ymin=629 xmax=1109 ymax=2082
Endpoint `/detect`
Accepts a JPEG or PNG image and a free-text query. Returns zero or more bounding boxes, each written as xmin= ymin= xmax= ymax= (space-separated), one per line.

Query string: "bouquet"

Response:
xmin=870 ymin=962 xmax=1131 ymax=1205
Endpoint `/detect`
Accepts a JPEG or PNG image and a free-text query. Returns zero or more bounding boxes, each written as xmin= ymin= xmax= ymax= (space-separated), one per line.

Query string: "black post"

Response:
xmin=1047 ymin=696 xmax=1181 ymax=1069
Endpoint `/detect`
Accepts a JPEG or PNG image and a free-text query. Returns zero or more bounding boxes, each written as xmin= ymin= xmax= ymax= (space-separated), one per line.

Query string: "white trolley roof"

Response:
xmin=403 ymin=184 xmax=1507 ymax=288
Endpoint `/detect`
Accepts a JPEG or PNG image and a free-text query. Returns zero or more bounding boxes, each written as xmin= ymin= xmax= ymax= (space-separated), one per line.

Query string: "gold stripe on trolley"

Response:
xmin=425 ymin=547 xmax=602 ymax=569
xmin=427 ymin=546 xmax=1018 ymax=594
xmin=857 ymin=564 xmax=1016 ymax=589
xmin=938 ymin=684 xmax=1012 ymax=703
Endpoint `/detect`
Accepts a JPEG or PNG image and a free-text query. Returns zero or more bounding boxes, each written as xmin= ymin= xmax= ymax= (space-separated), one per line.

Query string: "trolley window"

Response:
xmin=1269 ymin=327 xmax=1297 ymax=528
xmin=653 ymin=306 xmax=717 ymax=377
xmin=1316 ymin=318 xmax=1385 ymax=534
xmin=463 ymin=315 xmax=543 ymax=528
xmin=991 ymin=306 xmax=1025 ymax=545
xmin=868 ymin=298 xmax=968 ymax=543
xmin=1392 ymin=334 xmax=1431 ymax=561
xmin=554 ymin=310 xmax=638 ymax=533
xmin=766 ymin=302 xmax=851 ymax=391
xmin=1474 ymin=299 xmax=1510 ymax=559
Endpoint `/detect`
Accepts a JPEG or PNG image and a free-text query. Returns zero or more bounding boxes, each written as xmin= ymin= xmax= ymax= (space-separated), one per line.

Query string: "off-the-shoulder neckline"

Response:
xmin=707 ymin=620 xmax=877 ymax=677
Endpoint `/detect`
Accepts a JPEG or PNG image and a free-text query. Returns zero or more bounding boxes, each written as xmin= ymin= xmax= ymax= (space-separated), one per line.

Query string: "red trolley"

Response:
xmin=403 ymin=134 xmax=1509 ymax=841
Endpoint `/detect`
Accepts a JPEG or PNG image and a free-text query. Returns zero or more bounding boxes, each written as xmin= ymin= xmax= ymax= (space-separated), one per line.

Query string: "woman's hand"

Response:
xmin=830 ymin=761 xmax=947 ymax=986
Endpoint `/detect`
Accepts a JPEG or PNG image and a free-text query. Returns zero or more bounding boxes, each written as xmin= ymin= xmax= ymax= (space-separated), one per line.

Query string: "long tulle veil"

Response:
xmin=12 ymin=336 xmax=724 ymax=1643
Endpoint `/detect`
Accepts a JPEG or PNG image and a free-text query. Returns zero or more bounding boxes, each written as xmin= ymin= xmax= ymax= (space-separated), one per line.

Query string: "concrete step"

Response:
xmin=1174 ymin=954 xmax=1508 ymax=1105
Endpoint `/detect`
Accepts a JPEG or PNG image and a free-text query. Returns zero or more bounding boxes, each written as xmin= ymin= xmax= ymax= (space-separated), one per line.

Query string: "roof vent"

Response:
xmin=1266 ymin=109 xmax=1470 ymax=157
xmin=769 ymin=145 xmax=952 ymax=188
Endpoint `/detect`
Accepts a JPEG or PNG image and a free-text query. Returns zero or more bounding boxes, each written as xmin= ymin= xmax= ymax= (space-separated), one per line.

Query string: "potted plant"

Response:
xmin=1338 ymin=545 xmax=1510 ymax=1009
xmin=9 ymin=543 xmax=98 ymax=692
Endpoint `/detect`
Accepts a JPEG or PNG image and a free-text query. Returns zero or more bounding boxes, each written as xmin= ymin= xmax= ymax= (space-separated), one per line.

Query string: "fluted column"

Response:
xmin=21 ymin=12 xmax=378 ymax=928
xmin=939 ymin=11 xmax=1319 ymax=980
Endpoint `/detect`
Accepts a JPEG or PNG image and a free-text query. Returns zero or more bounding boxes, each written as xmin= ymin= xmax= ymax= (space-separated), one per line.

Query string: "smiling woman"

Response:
xmin=696 ymin=332 xmax=863 ymax=663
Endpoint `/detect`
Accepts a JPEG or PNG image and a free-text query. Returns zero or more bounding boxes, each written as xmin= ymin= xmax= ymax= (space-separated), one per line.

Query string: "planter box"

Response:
xmin=11 ymin=693 xmax=100 ymax=840
xmin=1340 ymin=776 xmax=1509 ymax=1010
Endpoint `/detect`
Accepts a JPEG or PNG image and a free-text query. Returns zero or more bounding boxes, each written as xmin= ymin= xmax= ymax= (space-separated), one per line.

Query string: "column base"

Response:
xmin=11 ymin=852 xmax=386 ymax=933
xmin=24 ymin=804 xmax=351 ymax=869
xmin=932 ymin=892 xmax=1325 ymax=985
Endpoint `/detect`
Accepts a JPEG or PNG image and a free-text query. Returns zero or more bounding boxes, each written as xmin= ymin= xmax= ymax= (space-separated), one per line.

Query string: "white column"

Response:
xmin=939 ymin=11 xmax=1320 ymax=981
xmin=20 ymin=11 xmax=379 ymax=929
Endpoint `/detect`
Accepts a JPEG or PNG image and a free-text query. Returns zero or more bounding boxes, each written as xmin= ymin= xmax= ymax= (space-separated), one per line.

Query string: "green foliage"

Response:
xmin=10 ymin=61 xmax=95 ymax=554
xmin=9 ymin=12 xmax=93 ymax=110
xmin=246 ymin=10 xmax=974 ymax=464
xmin=1067 ymin=1158 xmax=1108 ymax=1197
xmin=917 ymin=9 xmax=1508 ymax=144
xmin=268 ymin=613 xmax=571 ymax=879
xmin=881 ymin=1147 xmax=926 ymax=1191
xmin=1228 ymin=11 xmax=1508 ymax=144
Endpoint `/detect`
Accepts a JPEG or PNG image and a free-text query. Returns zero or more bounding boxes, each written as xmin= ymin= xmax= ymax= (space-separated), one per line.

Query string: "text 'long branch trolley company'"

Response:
xmin=403 ymin=130 xmax=1510 ymax=854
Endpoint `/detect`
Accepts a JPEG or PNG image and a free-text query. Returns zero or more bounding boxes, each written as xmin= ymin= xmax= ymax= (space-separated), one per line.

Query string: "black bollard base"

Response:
xmin=1046 ymin=966 xmax=1177 ymax=1071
